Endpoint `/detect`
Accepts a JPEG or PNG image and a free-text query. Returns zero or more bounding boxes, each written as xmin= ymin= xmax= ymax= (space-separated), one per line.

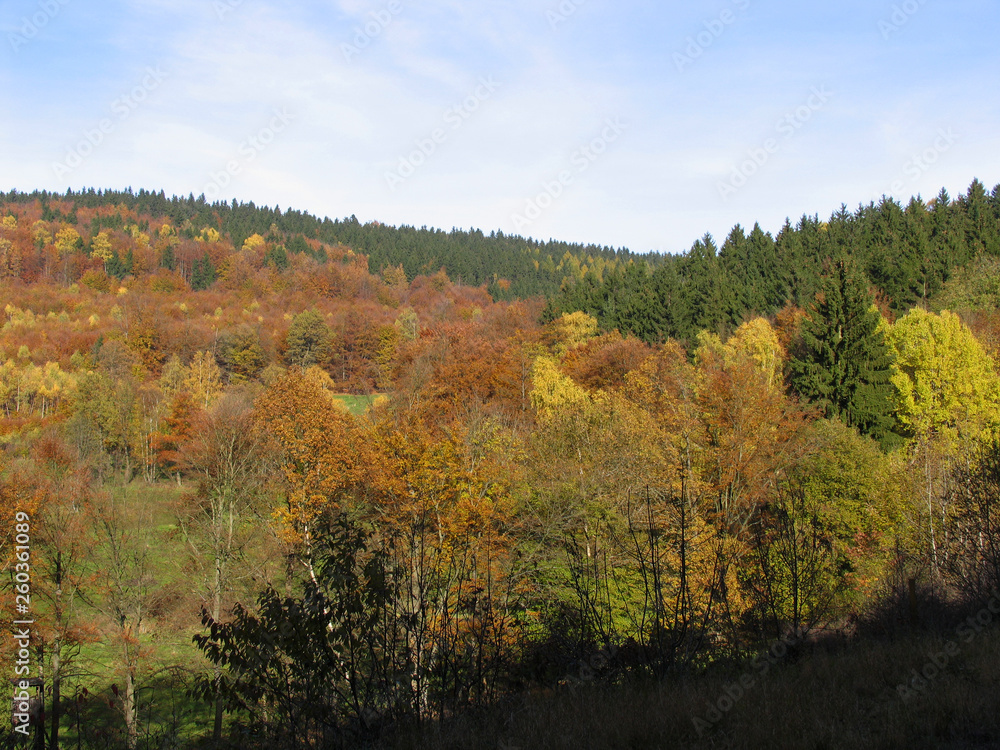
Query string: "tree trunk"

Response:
xmin=50 ymin=642 xmax=61 ymax=750
xmin=124 ymin=668 xmax=137 ymax=750
xmin=212 ymin=552 xmax=224 ymax=745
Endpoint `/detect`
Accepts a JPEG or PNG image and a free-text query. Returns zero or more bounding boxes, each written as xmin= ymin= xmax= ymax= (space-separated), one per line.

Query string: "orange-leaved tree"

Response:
xmin=365 ymin=414 xmax=522 ymax=718
xmin=253 ymin=368 xmax=370 ymax=573
xmin=24 ymin=434 xmax=101 ymax=750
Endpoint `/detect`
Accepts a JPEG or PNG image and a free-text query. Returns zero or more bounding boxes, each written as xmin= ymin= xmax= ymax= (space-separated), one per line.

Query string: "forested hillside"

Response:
xmin=0 ymin=188 xmax=646 ymax=300
xmin=1 ymin=183 xmax=1000 ymax=749
xmin=546 ymin=179 xmax=1000 ymax=344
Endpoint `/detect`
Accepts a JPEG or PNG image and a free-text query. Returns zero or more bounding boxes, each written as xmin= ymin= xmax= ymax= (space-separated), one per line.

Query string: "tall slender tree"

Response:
xmin=790 ymin=260 xmax=899 ymax=448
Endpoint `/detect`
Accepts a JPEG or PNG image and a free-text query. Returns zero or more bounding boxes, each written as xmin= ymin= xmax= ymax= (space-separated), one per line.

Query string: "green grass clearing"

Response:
xmin=332 ymin=393 xmax=387 ymax=415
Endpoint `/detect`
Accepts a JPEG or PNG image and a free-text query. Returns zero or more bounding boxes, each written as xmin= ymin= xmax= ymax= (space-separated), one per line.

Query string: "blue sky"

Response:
xmin=2 ymin=0 xmax=998 ymax=254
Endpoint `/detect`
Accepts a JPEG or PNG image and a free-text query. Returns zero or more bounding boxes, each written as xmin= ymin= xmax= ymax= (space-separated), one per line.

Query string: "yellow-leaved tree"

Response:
xmin=242 ymin=233 xmax=266 ymax=252
xmin=888 ymin=308 xmax=1000 ymax=445
xmin=198 ymin=227 xmax=222 ymax=243
xmin=185 ymin=351 xmax=223 ymax=409
xmin=54 ymin=226 xmax=81 ymax=255
xmin=547 ymin=311 xmax=599 ymax=356
xmin=530 ymin=354 xmax=592 ymax=421
xmin=887 ymin=308 xmax=1000 ymax=579
xmin=91 ymin=231 xmax=113 ymax=269
xmin=695 ymin=317 xmax=785 ymax=391
xmin=32 ymin=220 xmax=52 ymax=249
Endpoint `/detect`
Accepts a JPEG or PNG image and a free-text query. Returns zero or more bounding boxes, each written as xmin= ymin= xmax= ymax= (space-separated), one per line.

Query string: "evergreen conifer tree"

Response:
xmin=790 ymin=260 xmax=899 ymax=448
xmin=161 ymin=244 xmax=177 ymax=270
xmin=265 ymin=243 xmax=289 ymax=270
xmin=192 ymin=251 xmax=216 ymax=290
xmin=106 ymin=249 xmax=127 ymax=280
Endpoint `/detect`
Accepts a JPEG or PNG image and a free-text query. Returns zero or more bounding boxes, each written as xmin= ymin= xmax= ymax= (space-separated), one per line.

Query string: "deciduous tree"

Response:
xmin=283 ymin=309 xmax=333 ymax=368
xmin=179 ymin=393 xmax=273 ymax=741
xmin=888 ymin=307 xmax=1000 ymax=444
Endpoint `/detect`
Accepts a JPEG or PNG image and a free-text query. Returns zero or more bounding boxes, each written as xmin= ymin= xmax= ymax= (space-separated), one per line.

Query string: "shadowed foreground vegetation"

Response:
xmin=381 ymin=628 xmax=1000 ymax=750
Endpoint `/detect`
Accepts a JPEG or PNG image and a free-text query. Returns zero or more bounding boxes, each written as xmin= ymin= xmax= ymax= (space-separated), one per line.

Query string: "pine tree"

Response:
xmin=960 ymin=178 xmax=1000 ymax=256
xmin=287 ymin=234 xmax=310 ymax=255
xmin=790 ymin=260 xmax=899 ymax=448
xmin=265 ymin=243 xmax=289 ymax=270
xmin=864 ymin=197 xmax=914 ymax=311
xmin=677 ymin=233 xmax=734 ymax=342
xmin=160 ymin=244 xmax=177 ymax=270
xmin=192 ymin=251 xmax=217 ymax=290
xmin=720 ymin=223 xmax=784 ymax=317
xmin=929 ymin=188 xmax=969 ymax=276
xmin=106 ymin=249 xmax=127 ymax=280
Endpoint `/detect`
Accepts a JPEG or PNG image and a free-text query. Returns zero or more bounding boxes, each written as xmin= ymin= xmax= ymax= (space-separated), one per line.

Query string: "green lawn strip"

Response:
xmin=331 ymin=392 xmax=387 ymax=415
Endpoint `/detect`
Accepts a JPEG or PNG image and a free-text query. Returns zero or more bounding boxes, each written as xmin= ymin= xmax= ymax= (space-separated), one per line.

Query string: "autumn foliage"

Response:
xmin=3 ymin=189 xmax=1000 ymax=747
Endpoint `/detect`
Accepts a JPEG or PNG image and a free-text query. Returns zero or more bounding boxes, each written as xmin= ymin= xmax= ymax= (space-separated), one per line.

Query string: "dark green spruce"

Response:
xmin=789 ymin=260 xmax=900 ymax=448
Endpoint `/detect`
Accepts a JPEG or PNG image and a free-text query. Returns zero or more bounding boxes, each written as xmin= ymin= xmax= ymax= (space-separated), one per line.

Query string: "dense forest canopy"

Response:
xmin=0 ymin=186 xmax=646 ymax=300
xmin=545 ymin=179 xmax=1000 ymax=343
xmin=6 ymin=178 xmax=997 ymax=316
xmin=1 ymin=181 xmax=1000 ymax=749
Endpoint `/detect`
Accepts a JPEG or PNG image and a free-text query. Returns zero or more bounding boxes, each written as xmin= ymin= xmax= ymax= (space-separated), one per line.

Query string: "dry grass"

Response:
xmin=380 ymin=627 xmax=1000 ymax=750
